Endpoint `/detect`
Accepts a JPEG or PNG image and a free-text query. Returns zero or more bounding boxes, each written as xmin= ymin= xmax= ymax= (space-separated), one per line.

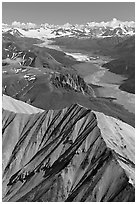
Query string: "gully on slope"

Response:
xmin=2 ymin=100 xmax=135 ymax=202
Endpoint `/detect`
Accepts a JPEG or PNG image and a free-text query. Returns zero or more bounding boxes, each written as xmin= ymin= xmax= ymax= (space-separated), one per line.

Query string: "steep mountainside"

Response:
xmin=2 ymin=35 xmax=77 ymax=67
xmin=51 ymin=36 xmax=127 ymax=54
xmin=102 ymin=36 xmax=135 ymax=93
xmin=2 ymin=31 xmax=42 ymax=51
xmin=2 ymin=98 xmax=135 ymax=202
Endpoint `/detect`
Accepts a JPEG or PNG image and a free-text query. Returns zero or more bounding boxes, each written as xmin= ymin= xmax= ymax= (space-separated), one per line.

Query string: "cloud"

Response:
xmin=11 ymin=21 xmax=37 ymax=29
xmin=2 ymin=23 xmax=9 ymax=28
xmin=3 ymin=19 xmax=135 ymax=30
xmin=87 ymin=18 xmax=135 ymax=28
xmin=26 ymin=22 xmax=37 ymax=29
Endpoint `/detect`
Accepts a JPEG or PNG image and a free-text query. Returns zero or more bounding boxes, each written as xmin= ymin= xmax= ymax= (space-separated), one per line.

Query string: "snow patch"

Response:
xmin=65 ymin=52 xmax=90 ymax=62
xmin=2 ymin=95 xmax=44 ymax=114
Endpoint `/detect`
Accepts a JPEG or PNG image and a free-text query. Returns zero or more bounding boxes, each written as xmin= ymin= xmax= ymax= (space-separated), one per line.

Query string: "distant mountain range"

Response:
xmin=2 ymin=18 xmax=135 ymax=39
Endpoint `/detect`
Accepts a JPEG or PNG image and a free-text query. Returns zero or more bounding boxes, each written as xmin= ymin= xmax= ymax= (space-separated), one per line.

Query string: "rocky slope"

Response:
xmin=2 ymin=96 xmax=135 ymax=202
xmin=2 ymin=38 xmax=75 ymax=68
xmin=2 ymin=61 xmax=93 ymax=110
xmin=2 ymin=32 xmax=77 ymax=67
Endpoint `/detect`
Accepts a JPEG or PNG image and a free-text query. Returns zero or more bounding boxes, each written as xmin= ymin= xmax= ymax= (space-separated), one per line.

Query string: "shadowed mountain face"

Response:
xmin=2 ymin=31 xmax=42 ymax=51
xmin=102 ymin=36 xmax=135 ymax=93
xmin=2 ymin=40 xmax=76 ymax=68
xmin=2 ymin=102 xmax=135 ymax=202
xmin=51 ymin=35 xmax=127 ymax=54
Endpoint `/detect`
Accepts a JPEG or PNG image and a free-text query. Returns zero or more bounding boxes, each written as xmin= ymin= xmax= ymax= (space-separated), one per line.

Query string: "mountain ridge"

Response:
xmin=2 ymin=97 xmax=135 ymax=202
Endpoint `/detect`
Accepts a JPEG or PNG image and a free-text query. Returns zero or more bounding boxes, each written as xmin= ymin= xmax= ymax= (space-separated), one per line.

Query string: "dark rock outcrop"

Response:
xmin=51 ymin=72 xmax=93 ymax=95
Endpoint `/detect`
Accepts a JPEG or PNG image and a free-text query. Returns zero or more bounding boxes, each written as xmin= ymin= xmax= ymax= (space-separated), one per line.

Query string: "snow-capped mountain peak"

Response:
xmin=2 ymin=19 xmax=135 ymax=39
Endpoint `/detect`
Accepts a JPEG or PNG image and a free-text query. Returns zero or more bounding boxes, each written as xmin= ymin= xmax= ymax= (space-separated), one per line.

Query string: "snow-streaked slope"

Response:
xmin=2 ymin=94 xmax=43 ymax=114
xmin=2 ymin=96 xmax=135 ymax=201
xmin=94 ymin=111 xmax=135 ymax=185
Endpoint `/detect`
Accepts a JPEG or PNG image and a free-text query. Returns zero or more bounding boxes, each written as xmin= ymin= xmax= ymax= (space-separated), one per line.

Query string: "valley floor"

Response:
xmin=65 ymin=52 xmax=135 ymax=114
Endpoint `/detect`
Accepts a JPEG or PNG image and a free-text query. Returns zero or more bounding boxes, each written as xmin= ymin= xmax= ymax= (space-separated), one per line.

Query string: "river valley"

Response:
xmin=73 ymin=60 xmax=135 ymax=113
xmin=36 ymin=40 xmax=135 ymax=114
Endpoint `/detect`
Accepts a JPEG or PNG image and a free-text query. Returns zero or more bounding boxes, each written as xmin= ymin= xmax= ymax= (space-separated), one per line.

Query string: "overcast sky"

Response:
xmin=2 ymin=2 xmax=135 ymax=25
